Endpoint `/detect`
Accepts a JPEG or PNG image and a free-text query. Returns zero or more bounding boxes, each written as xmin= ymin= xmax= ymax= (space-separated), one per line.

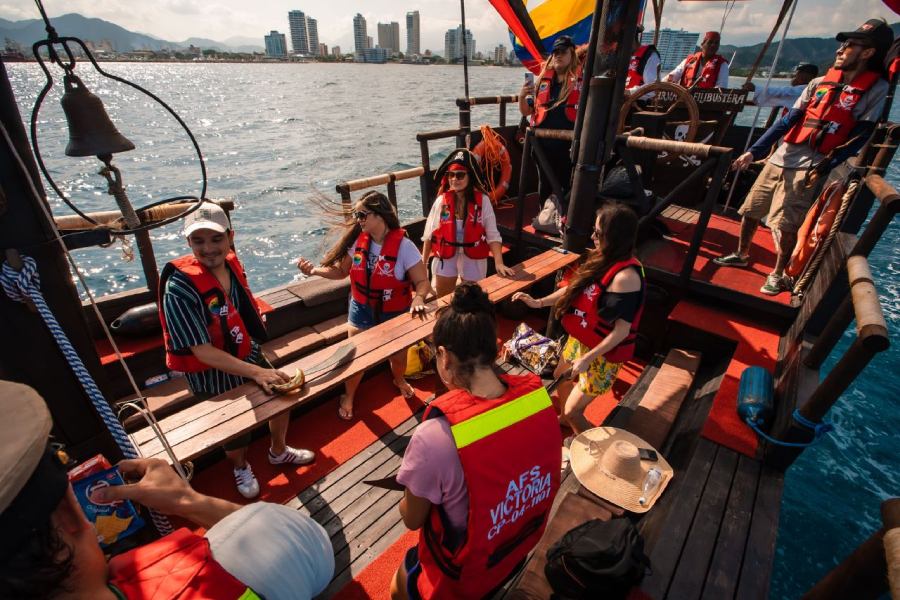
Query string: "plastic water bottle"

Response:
xmin=638 ymin=467 xmax=662 ymax=506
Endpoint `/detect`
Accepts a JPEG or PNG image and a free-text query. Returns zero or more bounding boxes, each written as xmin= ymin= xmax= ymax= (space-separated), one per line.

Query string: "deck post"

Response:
xmin=457 ymin=98 xmax=471 ymax=149
xmin=0 ymin=62 xmax=122 ymax=461
xmin=564 ymin=0 xmax=642 ymax=254
xmin=801 ymin=498 xmax=900 ymax=600
xmin=767 ymin=256 xmax=889 ymax=469
xmin=514 ymin=130 xmax=532 ymax=261
xmin=679 ymin=152 xmax=731 ymax=286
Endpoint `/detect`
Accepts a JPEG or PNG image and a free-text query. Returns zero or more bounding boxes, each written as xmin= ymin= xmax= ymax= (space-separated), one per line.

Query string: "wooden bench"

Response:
xmin=132 ymin=248 xmax=579 ymax=464
xmin=504 ymin=347 xmax=702 ymax=599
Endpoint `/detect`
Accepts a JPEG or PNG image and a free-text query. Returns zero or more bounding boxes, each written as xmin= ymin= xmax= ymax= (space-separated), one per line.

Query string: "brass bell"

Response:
xmin=61 ymin=73 xmax=135 ymax=157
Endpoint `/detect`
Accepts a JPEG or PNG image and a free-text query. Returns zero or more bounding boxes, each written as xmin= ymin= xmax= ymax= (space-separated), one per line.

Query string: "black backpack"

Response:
xmin=544 ymin=518 xmax=651 ymax=599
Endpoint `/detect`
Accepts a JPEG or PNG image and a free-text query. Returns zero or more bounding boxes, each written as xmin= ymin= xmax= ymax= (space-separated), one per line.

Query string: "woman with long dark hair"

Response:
xmin=513 ymin=204 xmax=645 ymax=434
xmin=391 ymin=283 xmax=560 ymax=600
xmin=297 ymin=191 xmax=432 ymax=420
xmin=422 ymin=149 xmax=513 ymax=297
xmin=518 ymin=35 xmax=584 ymax=205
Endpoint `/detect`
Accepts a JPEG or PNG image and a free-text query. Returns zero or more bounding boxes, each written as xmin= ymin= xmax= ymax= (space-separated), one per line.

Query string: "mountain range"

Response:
xmin=0 ymin=13 xmax=264 ymax=53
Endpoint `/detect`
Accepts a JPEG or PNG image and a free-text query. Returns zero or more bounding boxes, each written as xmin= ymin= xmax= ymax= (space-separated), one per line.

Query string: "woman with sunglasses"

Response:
xmin=518 ymin=35 xmax=584 ymax=207
xmin=512 ymin=203 xmax=645 ymax=434
xmin=297 ymin=191 xmax=432 ymax=420
xmin=390 ymin=283 xmax=560 ymax=600
xmin=422 ymin=149 xmax=513 ymax=298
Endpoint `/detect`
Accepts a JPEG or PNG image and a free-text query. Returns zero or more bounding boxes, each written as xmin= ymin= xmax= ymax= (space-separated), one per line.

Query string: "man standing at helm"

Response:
xmin=714 ymin=19 xmax=891 ymax=295
xmin=667 ymin=31 xmax=730 ymax=89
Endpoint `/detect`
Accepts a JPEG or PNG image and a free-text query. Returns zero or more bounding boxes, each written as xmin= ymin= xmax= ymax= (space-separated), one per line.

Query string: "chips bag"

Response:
xmin=71 ymin=466 xmax=145 ymax=548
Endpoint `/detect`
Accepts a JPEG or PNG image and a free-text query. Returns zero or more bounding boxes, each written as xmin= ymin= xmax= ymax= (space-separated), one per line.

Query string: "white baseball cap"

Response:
xmin=183 ymin=203 xmax=231 ymax=237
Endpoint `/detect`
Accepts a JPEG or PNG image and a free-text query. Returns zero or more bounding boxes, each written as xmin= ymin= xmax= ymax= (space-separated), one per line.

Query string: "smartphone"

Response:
xmin=638 ymin=447 xmax=658 ymax=462
xmin=524 ymin=72 xmax=535 ymax=86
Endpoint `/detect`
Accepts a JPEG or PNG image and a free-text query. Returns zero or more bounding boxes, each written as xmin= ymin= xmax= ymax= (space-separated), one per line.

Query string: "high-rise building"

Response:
xmin=264 ymin=31 xmax=287 ymax=58
xmin=332 ymin=45 xmax=342 ymax=57
xmin=378 ymin=22 xmax=400 ymax=55
xmin=307 ymin=17 xmax=319 ymax=56
xmin=444 ymin=25 xmax=474 ymax=62
xmin=319 ymin=43 xmax=328 ymax=56
xmin=357 ymin=47 xmax=389 ymax=63
xmin=353 ymin=13 xmax=367 ymax=56
xmin=288 ymin=10 xmax=309 ymax=55
xmin=493 ymin=44 xmax=507 ymax=64
xmin=642 ymin=28 xmax=699 ymax=71
xmin=406 ymin=11 xmax=420 ymax=56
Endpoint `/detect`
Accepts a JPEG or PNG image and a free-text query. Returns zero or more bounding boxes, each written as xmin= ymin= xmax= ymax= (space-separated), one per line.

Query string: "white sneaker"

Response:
xmin=233 ymin=464 xmax=260 ymax=499
xmin=268 ymin=446 xmax=316 ymax=466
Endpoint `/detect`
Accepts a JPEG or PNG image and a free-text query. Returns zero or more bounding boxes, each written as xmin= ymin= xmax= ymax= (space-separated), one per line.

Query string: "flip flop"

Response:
xmin=393 ymin=379 xmax=416 ymax=400
xmin=337 ymin=395 xmax=354 ymax=421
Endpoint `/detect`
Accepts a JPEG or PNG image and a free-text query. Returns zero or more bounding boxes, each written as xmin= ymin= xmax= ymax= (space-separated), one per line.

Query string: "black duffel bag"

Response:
xmin=544 ymin=518 xmax=650 ymax=599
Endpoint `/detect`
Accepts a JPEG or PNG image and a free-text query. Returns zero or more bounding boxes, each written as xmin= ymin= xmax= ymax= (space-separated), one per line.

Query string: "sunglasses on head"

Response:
xmin=447 ymin=170 xmax=468 ymax=180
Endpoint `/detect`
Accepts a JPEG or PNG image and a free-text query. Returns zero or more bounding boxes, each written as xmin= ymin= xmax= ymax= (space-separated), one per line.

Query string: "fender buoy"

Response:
xmin=785 ymin=180 xmax=846 ymax=279
xmin=472 ymin=127 xmax=513 ymax=206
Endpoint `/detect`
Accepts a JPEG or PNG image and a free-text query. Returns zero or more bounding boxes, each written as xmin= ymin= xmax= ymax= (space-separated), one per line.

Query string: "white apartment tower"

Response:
xmin=406 ymin=11 xmax=420 ymax=56
xmin=642 ymin=28 xmax=700 ymax=71
xmin=307 ymin=17 xmax=319 ymax=56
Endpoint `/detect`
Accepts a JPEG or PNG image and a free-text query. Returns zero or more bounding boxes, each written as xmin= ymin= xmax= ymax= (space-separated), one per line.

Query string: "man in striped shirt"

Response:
xmin=161 ymin=204 xmax=315 ymax=498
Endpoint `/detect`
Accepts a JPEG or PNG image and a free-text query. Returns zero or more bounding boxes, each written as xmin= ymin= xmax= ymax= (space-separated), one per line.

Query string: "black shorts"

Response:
xmin=404 ymin=546 xmax=423 ymax=600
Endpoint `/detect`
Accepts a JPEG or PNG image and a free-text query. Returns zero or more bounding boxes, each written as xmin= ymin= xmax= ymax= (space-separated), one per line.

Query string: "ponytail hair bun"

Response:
xmin=451 ymin=282 xmax=494 ymax=317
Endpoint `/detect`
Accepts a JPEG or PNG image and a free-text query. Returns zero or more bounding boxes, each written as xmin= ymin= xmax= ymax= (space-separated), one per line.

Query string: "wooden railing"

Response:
xmin=334 ymin=166 xmax=424 ymax=211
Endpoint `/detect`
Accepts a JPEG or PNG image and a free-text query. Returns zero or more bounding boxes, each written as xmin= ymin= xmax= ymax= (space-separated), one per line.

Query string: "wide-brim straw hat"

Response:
xmin=570 ymin=427 xmax=673 ymax=513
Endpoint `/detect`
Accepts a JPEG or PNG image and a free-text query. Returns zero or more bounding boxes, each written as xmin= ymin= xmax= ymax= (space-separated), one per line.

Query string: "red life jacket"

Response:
xmin=680 ymin=52 xmax=727 ymax=89
xmin=560 ymin=258 xmax=645 ymax=364
xmin=159 ymin=252 xmax=266 ymax=373
xmin=782 ymin=67 xmax=881 ymax=156
xmin=626 ymin=44 xmax=656 ymax=89
xmin=108 ymin=528 xmax=260 ymax=599
xmin=416 ymin=373 xmax=560 ymax=599
xmin=349 ymin=228 xmax=413 ymax=314
xmin=531 ymin=67 xmax=582 ymax=126
xmin=429 ymin=190 xmax=491 ymax=260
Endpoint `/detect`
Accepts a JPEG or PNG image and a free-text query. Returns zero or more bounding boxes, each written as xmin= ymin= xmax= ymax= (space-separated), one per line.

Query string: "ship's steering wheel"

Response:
xmin=617 ymin=81 xmax=701 ymax=143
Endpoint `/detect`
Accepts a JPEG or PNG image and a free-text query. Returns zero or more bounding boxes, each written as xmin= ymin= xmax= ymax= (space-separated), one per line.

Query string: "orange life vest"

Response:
xmin=531 ymin=67 xmax=582 ymax=126
xmin=782 ymin=67 xmax=881 ymax=156
xmin=159 ymin=253 xmax=266 ymax=373
xmin=680 ymin=52 xmax=727 ymax=89
xmin=108 ymin=528 xmax=260 ymax=599
xmin=785 ymin=179 xmax=847 ymax=278
xmin=429 ymin=190 xmax=491 ymax=260
xmin=349 ymin=228 xmax=413 ymax=314
xmin=626 ymin=44 xmax=656 ymax=89
xmin=415 ymin=373 xmax=560 ymax=599
xmin=560 ymin=258 xmax=645 ymax=364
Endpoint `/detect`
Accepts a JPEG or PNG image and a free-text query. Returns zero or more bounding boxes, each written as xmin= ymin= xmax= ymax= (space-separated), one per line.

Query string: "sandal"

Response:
xmin=337 ymin=395 xmax=354 ymax=421
xmin=393 ymin=379 xmax=416 ymax=400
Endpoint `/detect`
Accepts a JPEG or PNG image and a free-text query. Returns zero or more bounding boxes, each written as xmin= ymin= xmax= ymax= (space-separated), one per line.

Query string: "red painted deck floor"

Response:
xmin=640 ymin=209 xmax=794 ymax=306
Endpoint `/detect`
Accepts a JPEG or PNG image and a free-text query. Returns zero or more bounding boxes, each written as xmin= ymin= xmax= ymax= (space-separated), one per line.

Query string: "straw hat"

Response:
xmin=570 ymin=427 xmax=673 ymax=513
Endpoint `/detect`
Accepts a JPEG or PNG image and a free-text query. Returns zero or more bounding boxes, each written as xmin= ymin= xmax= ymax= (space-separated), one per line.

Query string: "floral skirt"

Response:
xmin=562 ymin=337 xmax=622 ymax=396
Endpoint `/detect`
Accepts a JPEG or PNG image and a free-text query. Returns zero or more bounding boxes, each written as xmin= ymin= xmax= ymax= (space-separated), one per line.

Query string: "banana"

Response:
xmin=271 ymin=369 xmax=305 ymax=394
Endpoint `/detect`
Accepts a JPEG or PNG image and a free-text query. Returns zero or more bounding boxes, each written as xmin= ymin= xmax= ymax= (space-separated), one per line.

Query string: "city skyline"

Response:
xmin=4 ymin=0 xmax=887 ymax=53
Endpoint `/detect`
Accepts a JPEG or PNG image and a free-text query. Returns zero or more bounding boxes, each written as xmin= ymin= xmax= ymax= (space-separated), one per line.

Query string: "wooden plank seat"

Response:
xmin=132 ymin=248 xmax=579 ymax=464
xmin=504 ymin=347 xmax=702 ymax=599
xmin=118 ymin=316 xmax=348 ymax=431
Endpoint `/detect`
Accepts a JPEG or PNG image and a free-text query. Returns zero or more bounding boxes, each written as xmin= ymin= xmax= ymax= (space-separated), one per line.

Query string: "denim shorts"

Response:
xmin=347 ymin=297 xmax=405 ymax=330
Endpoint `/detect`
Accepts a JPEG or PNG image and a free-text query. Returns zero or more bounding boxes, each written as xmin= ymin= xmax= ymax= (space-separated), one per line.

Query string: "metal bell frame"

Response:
xmin=30 ymin=31 xmax=208 ymax=235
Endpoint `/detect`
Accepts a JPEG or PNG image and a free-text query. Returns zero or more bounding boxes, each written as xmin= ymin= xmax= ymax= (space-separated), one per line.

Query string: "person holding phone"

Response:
xmin=518 ymin=35 xmax=584 ymax=209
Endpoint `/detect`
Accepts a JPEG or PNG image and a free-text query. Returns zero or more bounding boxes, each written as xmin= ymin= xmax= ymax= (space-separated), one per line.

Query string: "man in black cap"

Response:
xmin=715 ymin=18 xmax=891 ymax=296
xmin=745 ymin=63 xmax=820 ymax=110
xmin=0 ymin=380 xmax=334 ymax=600
xmin=519 ymin=34 xmax=584 ymax=207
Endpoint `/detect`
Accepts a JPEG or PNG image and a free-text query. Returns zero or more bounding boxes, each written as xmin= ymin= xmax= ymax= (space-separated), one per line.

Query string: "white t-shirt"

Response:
xmin=752 ymin=84 xmax=807 ymax=109
xmin=667 ymin=55 xmax=730 ymax=89
xmin=346 ymin=234 xmax=423 ymax=281
xmin=422 ymin=193 xmax=502 ymax=246
xmin=626 ymin=48 xmax=660 ymax=91
xmin=768 ymin=74 xmax=888 ymax=169
xmin=206 ymin=502 xmax=334 ymax=600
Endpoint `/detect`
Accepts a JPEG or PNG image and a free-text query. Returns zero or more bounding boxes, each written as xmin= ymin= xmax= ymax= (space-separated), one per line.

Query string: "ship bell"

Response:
xmin=61 ymin=73 xmax=135 ymax=157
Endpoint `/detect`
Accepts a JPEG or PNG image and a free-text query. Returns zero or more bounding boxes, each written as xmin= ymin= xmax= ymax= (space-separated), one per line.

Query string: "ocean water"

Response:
xmin=6 ymin=63 xmax=898 ymax=598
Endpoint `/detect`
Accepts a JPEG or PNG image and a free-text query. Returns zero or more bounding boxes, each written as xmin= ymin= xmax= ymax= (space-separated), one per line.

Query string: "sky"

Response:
xmin=1 ymin=0 xmax=895 ymax=52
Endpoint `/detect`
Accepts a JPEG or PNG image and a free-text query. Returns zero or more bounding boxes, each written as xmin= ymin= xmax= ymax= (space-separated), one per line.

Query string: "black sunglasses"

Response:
xmin=353 ymin=210 xmax=372 ymax=221
xmin=447 ymin=171 xmax=468 ymax=180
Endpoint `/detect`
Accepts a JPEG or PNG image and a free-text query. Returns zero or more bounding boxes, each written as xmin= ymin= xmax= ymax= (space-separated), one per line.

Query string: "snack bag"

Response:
xmin=503 ymin=323 xmax=561 ymax=374
xmin=71 ymin=466 xmax=145 ymax=548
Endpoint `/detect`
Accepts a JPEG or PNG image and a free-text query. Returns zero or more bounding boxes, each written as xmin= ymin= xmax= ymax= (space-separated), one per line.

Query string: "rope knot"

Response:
xmin=1 ymin=254 xmax=40 ymax=303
